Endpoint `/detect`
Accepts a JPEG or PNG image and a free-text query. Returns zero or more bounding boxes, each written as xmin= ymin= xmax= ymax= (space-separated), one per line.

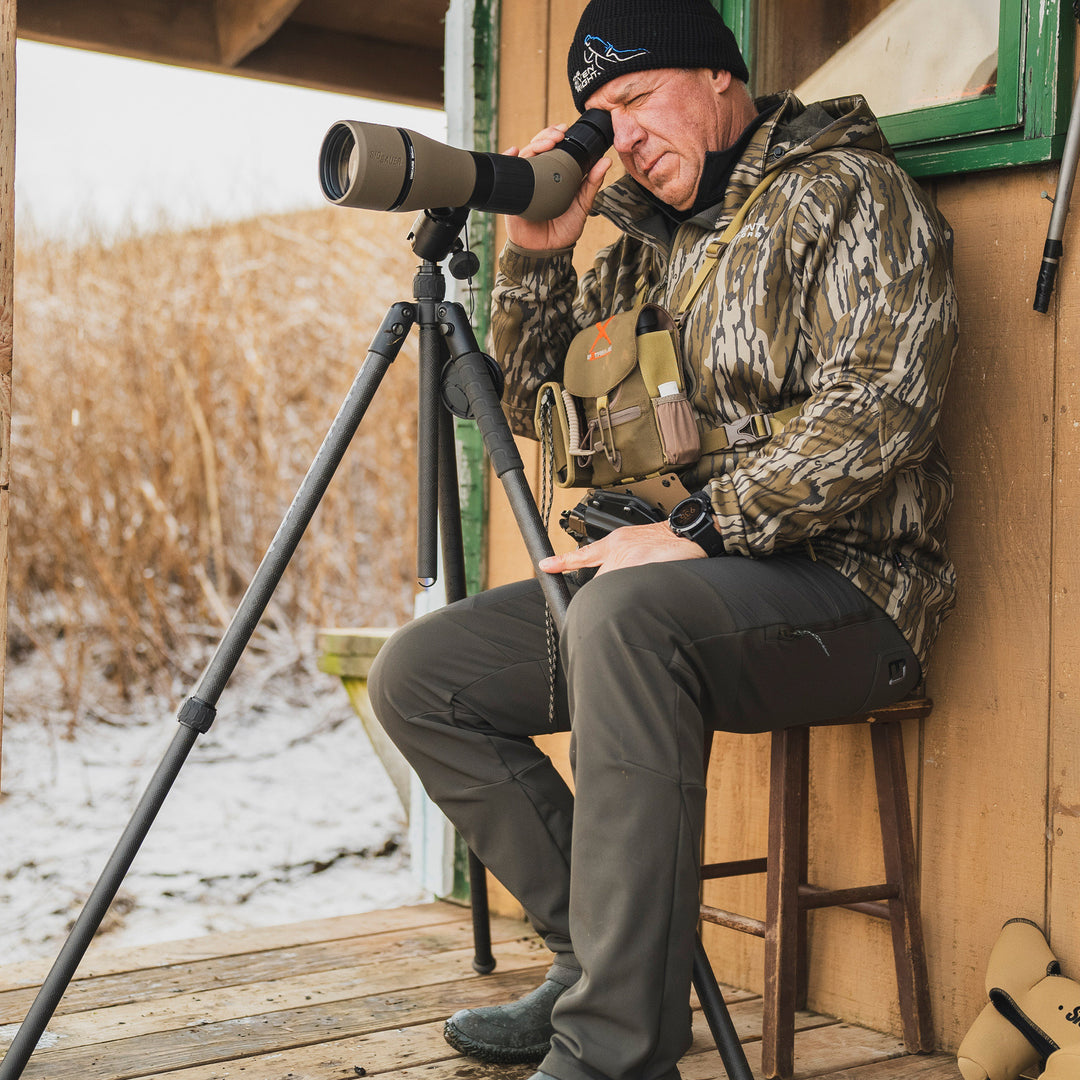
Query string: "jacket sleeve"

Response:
xmin=706 ymin=157 xmax=959 ymax=557
xmin=490 ymin=236 xmax=630 ymax=439
xmin=490 ymin=242 xmax=581 ymax=439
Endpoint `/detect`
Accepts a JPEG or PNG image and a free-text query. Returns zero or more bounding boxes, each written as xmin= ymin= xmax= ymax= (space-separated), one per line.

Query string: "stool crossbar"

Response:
xmin=696 ymin=699 xmax=935 ymax=1080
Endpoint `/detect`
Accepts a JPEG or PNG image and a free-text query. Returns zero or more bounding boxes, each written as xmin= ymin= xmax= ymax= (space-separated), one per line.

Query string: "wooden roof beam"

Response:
xmin=18 ymin=0 xmax=219 ymax=66
xmin=236 ymin=22 xmax=444 ymax=109
xmin=215 ymin=0 xmax=302 ymax=67
xmin=17 ymin=0 xmax=444 ymax=108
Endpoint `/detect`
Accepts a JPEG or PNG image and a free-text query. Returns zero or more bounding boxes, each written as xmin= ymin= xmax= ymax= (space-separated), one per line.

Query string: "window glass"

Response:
xmin=755 ymin=0 xmax=1000 ymax=119
xmin=720 ymin=0 xmax=1071 ymax=176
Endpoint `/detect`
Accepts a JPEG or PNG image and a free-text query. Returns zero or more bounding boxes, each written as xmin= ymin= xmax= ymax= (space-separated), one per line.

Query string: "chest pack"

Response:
xmin=535 ymin=303 xmax=700 ymax=488
xmin=535 ymin=167 xmax=796 ymax=489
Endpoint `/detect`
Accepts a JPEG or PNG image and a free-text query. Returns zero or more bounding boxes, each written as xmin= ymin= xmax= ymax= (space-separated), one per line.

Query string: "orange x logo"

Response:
xmin=586 ymin=318 xmax=614 ymax=362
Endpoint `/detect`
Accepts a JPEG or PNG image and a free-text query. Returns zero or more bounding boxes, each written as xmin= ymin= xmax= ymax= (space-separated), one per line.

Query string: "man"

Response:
xmin=369 ymin=2 xmax=959 ymax=1080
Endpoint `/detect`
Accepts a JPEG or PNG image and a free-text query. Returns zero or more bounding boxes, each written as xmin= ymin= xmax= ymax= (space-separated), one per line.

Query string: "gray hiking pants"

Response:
xmin=367 ymin=552 xmax=919 ymax=1080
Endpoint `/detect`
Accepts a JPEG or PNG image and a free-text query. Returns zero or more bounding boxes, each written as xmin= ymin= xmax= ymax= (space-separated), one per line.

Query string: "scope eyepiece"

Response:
xmin=319 ymin=109 xmax=614 ymax=222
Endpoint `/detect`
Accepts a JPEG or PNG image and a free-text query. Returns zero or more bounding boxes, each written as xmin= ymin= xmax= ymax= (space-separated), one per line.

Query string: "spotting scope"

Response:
xmin=319 ymin=109 xmax=614 ymax=221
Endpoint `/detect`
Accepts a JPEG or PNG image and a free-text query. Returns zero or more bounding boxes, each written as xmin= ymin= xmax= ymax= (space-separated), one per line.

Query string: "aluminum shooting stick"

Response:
xmin=1034 ymin=0 xmax=1080 ymax=312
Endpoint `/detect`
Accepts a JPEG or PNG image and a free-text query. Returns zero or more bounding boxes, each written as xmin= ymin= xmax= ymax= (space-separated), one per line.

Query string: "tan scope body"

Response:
xmin=320 ymin=111 xmax=613 ymax=223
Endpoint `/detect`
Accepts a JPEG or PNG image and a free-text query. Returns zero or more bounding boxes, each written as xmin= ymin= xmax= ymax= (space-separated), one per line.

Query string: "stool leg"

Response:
xmin=795 ymin=736 xmax=810 ymax=1014
xmin=763 ymin=726 xmax=809 ymax=1080
xmin=870 ymin=721 xmax=934 ymax=1052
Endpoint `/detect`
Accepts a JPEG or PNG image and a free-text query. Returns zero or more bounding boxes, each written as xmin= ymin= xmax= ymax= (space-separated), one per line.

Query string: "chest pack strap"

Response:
xmin=675 ymin=167 xmax=783 ymax=318
xmin=699 ymin=402 xmax=804 ymax=453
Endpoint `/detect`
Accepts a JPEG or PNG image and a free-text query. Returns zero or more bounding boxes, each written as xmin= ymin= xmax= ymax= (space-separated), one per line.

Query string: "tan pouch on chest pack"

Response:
xmin=535 ymin=303 xmax=701 ymax=488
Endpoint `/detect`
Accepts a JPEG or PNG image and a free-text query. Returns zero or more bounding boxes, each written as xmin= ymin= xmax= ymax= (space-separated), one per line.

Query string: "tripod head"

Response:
xmin=408 ymin=206 xmax=480 ymax=280
xmin=404 ymin=207 xmax=505 ymax=413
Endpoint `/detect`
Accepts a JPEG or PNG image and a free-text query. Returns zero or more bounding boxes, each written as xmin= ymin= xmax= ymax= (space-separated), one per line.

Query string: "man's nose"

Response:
xmin=611 ymin=112 xmax=642 ymax=154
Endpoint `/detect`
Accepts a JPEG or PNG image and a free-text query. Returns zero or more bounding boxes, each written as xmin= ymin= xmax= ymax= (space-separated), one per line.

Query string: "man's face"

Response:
xmin=584 ymin=67 xmax=749 ymax=211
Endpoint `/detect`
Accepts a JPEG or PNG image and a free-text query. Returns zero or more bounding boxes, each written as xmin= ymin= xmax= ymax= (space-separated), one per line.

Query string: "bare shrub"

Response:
xmin=12 ymin=207 xmax=427 ymax=715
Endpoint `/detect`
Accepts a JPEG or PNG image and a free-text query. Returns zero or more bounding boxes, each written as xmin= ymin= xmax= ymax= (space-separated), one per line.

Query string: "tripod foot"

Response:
xmin=472 ymin=955 xmax=497 ymax=975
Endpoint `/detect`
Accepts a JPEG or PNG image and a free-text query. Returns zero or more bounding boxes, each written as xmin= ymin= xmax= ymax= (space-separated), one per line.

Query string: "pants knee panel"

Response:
xmin=366 ymin=619 xmax=437 ymax=739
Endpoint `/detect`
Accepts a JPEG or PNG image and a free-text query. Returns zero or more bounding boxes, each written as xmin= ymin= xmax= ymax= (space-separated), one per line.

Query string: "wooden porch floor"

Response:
xmin=0 ymin=901 xmax=960 ymax=1080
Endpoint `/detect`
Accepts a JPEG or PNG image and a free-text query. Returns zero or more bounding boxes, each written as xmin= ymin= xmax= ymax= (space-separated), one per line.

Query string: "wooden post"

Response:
xmin=0 ymin=0 xmax=13 ymax=789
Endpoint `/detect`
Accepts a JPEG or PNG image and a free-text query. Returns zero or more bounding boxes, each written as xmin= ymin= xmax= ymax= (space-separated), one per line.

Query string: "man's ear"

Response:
xmin=710 ymin=69 xmax=734 ymax=94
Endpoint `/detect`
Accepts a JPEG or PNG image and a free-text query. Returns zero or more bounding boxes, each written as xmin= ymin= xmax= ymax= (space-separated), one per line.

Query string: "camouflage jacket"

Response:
xmin=491 ymin=92 xmax=959 ymax=670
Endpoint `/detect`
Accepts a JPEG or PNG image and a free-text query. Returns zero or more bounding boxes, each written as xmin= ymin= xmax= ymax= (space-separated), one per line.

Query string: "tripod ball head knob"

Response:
xmin=449 ymin=249 xmax=482 ymax=280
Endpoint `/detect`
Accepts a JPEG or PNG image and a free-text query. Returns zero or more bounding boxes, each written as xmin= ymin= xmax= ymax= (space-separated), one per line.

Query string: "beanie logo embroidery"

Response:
xmin=573 ymin=35 xmax=650 ymax=100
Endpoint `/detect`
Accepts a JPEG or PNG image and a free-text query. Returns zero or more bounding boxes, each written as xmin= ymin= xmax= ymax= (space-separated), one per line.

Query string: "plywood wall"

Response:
xmin=919 ymin=166 xmax=1061 ymax=1049
xmin=488 ymin=0 xmax=1080 ymax=1055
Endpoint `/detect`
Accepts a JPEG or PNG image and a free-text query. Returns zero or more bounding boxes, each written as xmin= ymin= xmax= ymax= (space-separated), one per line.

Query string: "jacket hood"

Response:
xmin=593 ymin=92 xmax=895 ymax=240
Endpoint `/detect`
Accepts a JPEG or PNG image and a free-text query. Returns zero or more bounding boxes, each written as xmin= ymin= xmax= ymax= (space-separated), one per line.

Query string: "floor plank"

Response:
xmin=0 ymin=917 xmax=542 ymax=1024
xmin=0 ymin=903 xmax=464 ymax=992
xmin=807 ymin=1057 xmax=961 ymax=1079
xmin=0 ymin=901 xmax=960 ymax=1080
xmin=30 ymin=939 xmax=548 ymax=1049
xmin=11 ymin=967 xmax=546 ymax=1080
xmin=146 ymin=1019 xmax=517 ymax=1080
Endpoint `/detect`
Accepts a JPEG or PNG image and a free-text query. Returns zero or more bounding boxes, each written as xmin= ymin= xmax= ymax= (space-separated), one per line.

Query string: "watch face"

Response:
xmin=670 ymin=497 xmax=708 ymax=531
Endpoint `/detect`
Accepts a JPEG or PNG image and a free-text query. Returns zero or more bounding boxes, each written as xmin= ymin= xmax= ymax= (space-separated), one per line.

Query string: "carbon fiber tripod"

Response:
xmin=0 ymin=207 xmax=751 ymax=1080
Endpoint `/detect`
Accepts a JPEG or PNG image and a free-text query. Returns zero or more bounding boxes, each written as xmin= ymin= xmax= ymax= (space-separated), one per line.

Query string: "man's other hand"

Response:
xmin=539 ymin=521 xmax=709 ymax=577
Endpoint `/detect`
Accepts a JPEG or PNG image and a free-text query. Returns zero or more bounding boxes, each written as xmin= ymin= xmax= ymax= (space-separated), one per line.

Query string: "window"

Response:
xmin=718 ymin=0 xmax=1076 ymax=176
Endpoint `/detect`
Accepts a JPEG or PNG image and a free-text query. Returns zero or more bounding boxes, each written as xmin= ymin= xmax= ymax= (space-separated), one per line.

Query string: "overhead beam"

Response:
xmin=215 ymin=0 xmax=301 ymax=67
xmin=18 ymin=0 xmax=219 ymax=66
xmin=236 ymin=22 xmax=444 ymax=108
xmin=18 ymin=0 xmax=444 ymax=108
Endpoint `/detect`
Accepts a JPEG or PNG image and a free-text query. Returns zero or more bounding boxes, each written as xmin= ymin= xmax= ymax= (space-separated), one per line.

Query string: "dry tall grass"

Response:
xmin=12 ymin=206 xmax=427 ymax=715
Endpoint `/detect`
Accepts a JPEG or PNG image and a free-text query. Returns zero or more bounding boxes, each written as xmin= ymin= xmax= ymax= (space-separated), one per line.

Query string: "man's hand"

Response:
xmin=503 ymin=123 xmax=611 ymax=252
xmin=539 ymin=521 xmax=709 ymax=577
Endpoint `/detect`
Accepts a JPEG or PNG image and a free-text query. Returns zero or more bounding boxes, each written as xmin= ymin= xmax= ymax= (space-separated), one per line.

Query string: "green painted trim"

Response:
xmin=890 ymin=0 xmax=1075 ymax=176
xmin=881 ymin=0 xmax=1023 ymax=142
xmin=717 ymin=0 xmax=753 ymax=76
xmin=1026 ymin=0 xmax=1076 ymax=141
xmin=898 ymin=132 xmax=1066 ymax=178
xmin=438 ymin=0 xmax=504 ymax=907
xmin=452 ymin=832 xmax=472 ymax=901
xmin=721 ymin=0 xmax=1074 ymax=178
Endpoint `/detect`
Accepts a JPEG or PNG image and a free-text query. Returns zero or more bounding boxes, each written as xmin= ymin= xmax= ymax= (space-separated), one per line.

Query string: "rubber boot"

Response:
xmin=444 ymin=967 xmax=579 ymax=1064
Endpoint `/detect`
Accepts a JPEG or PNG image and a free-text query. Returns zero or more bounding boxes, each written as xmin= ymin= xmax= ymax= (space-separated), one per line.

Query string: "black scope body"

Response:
xmin=319 ymin=109 xmax=614 ymax=222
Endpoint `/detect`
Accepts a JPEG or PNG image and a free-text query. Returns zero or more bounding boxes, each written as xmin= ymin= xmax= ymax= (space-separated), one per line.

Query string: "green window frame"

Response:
xmin=717 ymin=0 xmax=1076 ymax=177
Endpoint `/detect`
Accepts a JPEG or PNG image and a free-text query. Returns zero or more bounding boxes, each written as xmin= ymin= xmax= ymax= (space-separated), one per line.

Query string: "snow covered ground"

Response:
xmin=0 ymin=628 xmax=430 ymax=967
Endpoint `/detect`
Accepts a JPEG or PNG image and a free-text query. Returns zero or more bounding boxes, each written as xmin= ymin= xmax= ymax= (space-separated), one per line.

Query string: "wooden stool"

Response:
xmin=697 ymin=699 xmax=935 ymax=1080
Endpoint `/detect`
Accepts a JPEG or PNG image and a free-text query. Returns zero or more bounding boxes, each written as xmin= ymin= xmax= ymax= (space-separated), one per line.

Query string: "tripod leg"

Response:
xmin=437 ymin=303 xmax=570 ymax=626
xmin=416 ymin=311 xmax=443 ymax=588
xmin=693 ymin=936 xmax=755 ymax=1080
xmin=437 ymin=402 xmax=495 ymax=974
xmin=0 ymin=303 xmax=417 ymax=1080
xmin=467 ymin=848 xmax=496 ymax=974
xmin=437 ymin=405 xmax=470 ymax=604
xmin=436 ymin=301 xmax=570 ymax=977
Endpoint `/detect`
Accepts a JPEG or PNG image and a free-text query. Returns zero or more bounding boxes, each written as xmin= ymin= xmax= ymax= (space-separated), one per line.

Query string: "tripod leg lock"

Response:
xmin=177 ymin=696 xmax=217 ymax=734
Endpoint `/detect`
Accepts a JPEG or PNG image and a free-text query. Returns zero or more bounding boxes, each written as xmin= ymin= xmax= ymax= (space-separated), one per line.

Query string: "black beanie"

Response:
xmin=568 ymin=0 xmax=750 ymax=112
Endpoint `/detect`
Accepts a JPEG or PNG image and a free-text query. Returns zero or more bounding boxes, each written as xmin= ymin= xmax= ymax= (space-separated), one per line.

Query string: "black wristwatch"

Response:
xmin=668 ymin=491 xmax=725 ymax=557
